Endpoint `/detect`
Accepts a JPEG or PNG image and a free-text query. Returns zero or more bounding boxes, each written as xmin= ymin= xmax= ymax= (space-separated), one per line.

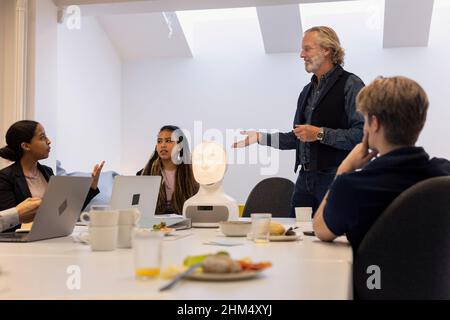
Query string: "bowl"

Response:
xmin=219 ymin=221 xmax=252 ymax=237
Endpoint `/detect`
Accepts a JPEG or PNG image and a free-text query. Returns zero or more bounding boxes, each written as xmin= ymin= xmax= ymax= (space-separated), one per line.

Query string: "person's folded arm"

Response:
xmin=0 ymin=207 xmax=20 ymax=233
xmin=314 ymin=133 xmax=377 ymax=243
xmin=313 ymin=190 xmax=337 ymax=241
xmin=313 ymin=175 xmax=354 ymax=242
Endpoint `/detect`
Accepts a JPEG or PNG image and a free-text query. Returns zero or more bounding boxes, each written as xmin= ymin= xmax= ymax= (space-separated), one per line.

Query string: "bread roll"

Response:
xmin=270 ymin=221 xmax=285 ymax=235
xmin=202 ymin=255 xmax=242 ymax=273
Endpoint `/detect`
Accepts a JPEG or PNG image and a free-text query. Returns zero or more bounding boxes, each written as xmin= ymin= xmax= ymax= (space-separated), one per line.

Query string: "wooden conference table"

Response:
xmin=0 ymin=218 xmax=352 ymax=300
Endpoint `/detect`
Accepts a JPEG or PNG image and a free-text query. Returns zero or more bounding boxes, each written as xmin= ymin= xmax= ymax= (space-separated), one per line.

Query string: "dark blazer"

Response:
xmin=0 ymin=161 xmax=99 ymax=214
xmin=262 ymin=65 xmax=363 ymax=172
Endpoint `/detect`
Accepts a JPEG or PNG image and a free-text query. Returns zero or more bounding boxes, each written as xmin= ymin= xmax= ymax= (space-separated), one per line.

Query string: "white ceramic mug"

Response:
xmin=80 ymin=226 xmax=118 ymax=251
xmin=118 ymin=208 xmax=141 ymax=226
xmin=80 ymin=208 xmax=119 ymax=227
xmin=118 ymin=225 xmax=136 ymax=249
xmin=117 ymin=209 xmax=141 ymax=248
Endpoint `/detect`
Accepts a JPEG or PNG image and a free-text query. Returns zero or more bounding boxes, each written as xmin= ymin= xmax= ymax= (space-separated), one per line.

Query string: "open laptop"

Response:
xmin=108 ymin=176 xmax=190 ymax=228
xmin=109 ymin=176 xmax=161 ymax=225
xmin=0 ymin=176 xmax=92 ymax=242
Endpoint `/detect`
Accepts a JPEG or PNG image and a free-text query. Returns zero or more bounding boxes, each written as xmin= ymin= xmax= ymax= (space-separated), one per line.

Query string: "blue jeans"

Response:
xmin=288 ymin=167 xmax=337 ymax=218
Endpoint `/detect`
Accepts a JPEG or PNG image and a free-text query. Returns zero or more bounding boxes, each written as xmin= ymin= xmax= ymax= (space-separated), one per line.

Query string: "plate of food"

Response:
xmin=268 ymin=222 xmax=302 ymax=242
xmin=152 ymin=222 xmax=175 ymax=235
xmin=184 ymin=252 xmax=271 ymax=281
xmin=188 ymin=269 xmax=264 ymax=281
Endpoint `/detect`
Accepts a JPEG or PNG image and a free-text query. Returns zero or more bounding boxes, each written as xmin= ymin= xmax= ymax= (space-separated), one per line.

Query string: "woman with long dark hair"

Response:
xmin=137 ymin=125 xmax=198 ymax=215
xmin=0 ymin=120 xmax=104 ymax=232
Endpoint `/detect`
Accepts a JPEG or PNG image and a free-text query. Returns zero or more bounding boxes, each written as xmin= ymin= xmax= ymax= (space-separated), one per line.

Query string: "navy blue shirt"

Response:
xmin=323 ymin=147 xmax=450 ymax=251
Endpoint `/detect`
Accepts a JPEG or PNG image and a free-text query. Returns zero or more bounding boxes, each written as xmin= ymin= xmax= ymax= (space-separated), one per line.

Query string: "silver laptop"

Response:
xmin=0 ymin=176 xmax=92 ymax=242
xmin=109 ymin=176 xmax=161 ymax=225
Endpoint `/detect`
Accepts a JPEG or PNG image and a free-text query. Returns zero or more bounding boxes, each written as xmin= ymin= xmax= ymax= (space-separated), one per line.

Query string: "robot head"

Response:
xmin=192 ymin=141 xmax=227 ymax=185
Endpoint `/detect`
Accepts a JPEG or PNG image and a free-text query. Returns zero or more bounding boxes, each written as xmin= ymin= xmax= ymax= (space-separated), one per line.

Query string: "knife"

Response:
xmin=159 ymin=263 xmax=202 ymax=292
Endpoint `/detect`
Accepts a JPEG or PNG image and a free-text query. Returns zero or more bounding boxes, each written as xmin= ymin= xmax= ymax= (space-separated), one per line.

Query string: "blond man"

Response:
xmin=313 ymin=76 xmax=450 ymax=251
xmin=234 ymin=26 xmax=364 ymax=217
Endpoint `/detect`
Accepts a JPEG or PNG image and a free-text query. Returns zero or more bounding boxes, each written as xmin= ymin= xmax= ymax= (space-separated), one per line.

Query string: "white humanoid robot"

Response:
xmin=182 ymin=141 xmax=239 ymax=227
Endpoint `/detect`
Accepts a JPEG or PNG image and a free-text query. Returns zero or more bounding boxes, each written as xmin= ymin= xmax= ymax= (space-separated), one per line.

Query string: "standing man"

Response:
xmin=233 ymin=26 xmax=365 ymax=217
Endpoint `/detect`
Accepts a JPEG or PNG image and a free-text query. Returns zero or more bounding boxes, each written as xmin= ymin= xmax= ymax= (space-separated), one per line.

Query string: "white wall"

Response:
xmin=0 ymin=0 xmax=28 ymax=170
xmin=0 ymin=1 xmax=12 ymax=170
xmin=0 ymin=0 xmax=17 ymax=142
xmin=0 ymin=1 xmax=7 ymax=170
xmin=121 ymin=11 xmax=300 ymax=203
xmin=57 ymin=16 xmax=122 ymax=173
xmin=33 ymin=0 xmax=58 ymax=169
xmin=0 ymin=0 xmax=8 ymax=142
xmin=121 ymin=3 xmax=450 ymax=203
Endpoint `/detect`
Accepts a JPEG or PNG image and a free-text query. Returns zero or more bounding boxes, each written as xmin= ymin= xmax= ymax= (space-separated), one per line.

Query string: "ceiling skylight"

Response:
xmin=176 ymin=7 xmax=258 ymax=54
xmin=299 ymin=0 xmax=385 ymax=31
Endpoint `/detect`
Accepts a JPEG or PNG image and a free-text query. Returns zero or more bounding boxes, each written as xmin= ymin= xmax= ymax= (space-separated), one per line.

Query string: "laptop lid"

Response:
xmin=27 ymin=176 xmax=92 ymax=242
xmin=109 ymin=176 xmax=161 ymax=224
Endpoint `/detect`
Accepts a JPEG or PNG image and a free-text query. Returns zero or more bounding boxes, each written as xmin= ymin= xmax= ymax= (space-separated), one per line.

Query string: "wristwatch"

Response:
xmin=316 ymin=128 xmax=324 ymax=141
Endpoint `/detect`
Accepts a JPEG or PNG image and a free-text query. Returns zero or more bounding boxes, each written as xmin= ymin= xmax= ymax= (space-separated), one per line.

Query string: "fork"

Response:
xmin=159 ymin=263 xmax=202 ymax=292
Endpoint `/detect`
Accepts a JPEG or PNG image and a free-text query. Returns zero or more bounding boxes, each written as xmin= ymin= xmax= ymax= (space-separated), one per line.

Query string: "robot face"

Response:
xmin=192 ymin=141 xmax=227 ymax=185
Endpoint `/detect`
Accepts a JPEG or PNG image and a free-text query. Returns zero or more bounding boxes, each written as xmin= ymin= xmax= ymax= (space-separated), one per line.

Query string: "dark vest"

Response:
xmin=294 ymin=66 xmax=351 ymax=172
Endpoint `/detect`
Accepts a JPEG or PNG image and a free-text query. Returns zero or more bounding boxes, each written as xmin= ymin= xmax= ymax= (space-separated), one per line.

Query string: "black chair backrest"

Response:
xmin=242 ymin=177 xmax=295 ymax=218
xmin=354 ymin=176 xmax=450 ymax=299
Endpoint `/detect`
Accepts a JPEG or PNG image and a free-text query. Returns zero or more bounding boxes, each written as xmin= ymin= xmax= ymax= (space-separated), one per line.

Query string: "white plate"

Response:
xmin=269 ymin=234 xmax=302 ymax=242
xmin=187 ymin=269 xmax=265 ymax=281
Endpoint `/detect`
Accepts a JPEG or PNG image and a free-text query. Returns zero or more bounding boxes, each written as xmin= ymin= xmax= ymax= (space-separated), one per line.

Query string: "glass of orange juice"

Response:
xmin=132 ymin=228 xmax=163 ymax=280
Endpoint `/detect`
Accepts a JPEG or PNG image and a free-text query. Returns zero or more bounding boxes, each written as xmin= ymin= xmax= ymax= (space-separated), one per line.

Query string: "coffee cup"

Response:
xmin=118 ymin=225 xmax=136 ymax=248
xmin=80 ymin=225 xmax=118 ymax=251
xmin=118 ymin=208 xmax=141 ymax=226
xmin=116 ymin=208 xmax=141 ymax=248
xmin=80 ymin=208 xmax=119 ymax=227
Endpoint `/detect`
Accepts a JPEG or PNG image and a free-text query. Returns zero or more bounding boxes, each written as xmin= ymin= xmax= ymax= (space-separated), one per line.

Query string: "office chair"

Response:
xmin=354 ymin=176 xmax=450 ymax=299
xmin=242 ymin=177 xmax=295 ymax=218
